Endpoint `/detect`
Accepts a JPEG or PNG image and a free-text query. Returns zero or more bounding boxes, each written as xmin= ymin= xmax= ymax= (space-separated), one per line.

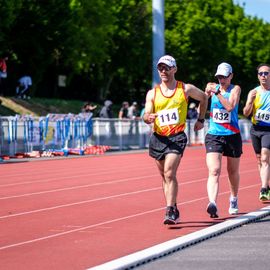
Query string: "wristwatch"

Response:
xmin=197 ymin=118 xmax=205 ymax=124
xmin=215 ymin=89 xmax=221 ymax=95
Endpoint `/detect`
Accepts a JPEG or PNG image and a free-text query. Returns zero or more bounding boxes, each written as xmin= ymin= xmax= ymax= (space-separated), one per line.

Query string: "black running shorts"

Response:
xmin=250 ymin=125 xmax=270 ymax=154
xmin=149 ymin=132 xmax=187 ymax=160
xmin=205 ymin=133 xmax=242 ymax=158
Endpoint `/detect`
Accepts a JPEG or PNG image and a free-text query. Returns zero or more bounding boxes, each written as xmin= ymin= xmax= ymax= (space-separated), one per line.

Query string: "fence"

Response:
xmin=0 ymin=115 xmax=252 ymax=157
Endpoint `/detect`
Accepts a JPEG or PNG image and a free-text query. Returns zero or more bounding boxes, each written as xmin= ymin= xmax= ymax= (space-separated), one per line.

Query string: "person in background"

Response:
xmin=143 ymin=55 xmax=207 ymax=225
xmin=140 ymin=103 xmax=145 ymax=119
xmin=16 ymin=75 xmax=32 ymax=99
xmin=128 ymin=101 xmax=139 ymax=119
xmin=81 ymin=102 xmax=97 ymax=115
xmin=99 ymin=100 xmax=113 ymax=118
xmin=187 ymin=102 xmax=199 ymax=144
xmin=118 ymin=101 xmax=129 ymax=119
xmin=204 ymin=62 xmax=242 ymax=218
xmin=243 ymin=63 xmax=270 ymax=201
xmin=187 ymin=102 xmax=198 ymax=120
xmin=0 ymin=55 xmax=8 ymax=96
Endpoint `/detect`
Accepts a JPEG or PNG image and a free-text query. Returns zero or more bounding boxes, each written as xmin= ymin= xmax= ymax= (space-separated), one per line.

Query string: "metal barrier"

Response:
xmin=0 ymin=116 xmax=252 ymax=156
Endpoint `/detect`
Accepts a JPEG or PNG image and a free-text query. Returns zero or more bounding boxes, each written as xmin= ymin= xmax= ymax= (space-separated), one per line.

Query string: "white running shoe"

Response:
xmin=229 ymin=197 xmax=238 ymax=215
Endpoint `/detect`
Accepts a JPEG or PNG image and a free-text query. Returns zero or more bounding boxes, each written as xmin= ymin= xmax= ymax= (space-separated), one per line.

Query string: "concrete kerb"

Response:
xmin=88 ymin=205 xmax=270 ymax=270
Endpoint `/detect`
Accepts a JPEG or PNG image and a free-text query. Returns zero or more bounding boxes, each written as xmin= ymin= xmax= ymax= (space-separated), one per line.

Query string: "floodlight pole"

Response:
xmin=152 ymin=0 xmax=165 ymax=87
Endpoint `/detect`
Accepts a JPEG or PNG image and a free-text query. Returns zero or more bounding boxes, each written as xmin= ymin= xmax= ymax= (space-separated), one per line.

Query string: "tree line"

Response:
xmin=1 ymin=0 xmax=270 ymax=110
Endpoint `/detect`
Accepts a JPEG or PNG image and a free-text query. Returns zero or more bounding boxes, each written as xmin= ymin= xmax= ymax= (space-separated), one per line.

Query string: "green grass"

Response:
xmin=0 ymin=96 xmax=86 ymax=116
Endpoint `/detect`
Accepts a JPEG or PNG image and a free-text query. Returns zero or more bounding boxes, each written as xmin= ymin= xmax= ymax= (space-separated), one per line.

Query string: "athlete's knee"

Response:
xmin=208 ymin=166 xmax=221 ymax=177
xmin=260 ymin=153 xmax=270 ymax=165
xmin=164 ymin=170 xmax=176 ymax=182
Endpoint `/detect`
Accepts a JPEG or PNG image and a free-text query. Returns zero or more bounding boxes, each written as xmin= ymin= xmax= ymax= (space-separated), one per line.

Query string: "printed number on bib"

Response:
xmin=255 ymin=110 xmax=270 ymax=123
xmin=213 ymin=108 xmax=231 ymax=123
xmin=158 ymin=108 xmax=180 ymax=126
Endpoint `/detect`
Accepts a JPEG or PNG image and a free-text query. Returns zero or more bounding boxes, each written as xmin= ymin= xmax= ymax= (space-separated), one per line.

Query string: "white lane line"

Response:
xmin=0 ymin=184 xmax=261 ymax=250
xmin=0 ymin=186 xmax=161 ymax=219
xmin=88 ymin=206 xmax=270 ymax=270
xmin=0 ymin=174 xmax=160 ymax=200
xmin=0 ymin=176 xmax=232 ymax=219
xmin=0 ymin=177 xmax=260 ymax=221
xmin=0 ymin=163 xmax=157 ymax=187
xmin=0 ymin=168 xmax=257 ymax=200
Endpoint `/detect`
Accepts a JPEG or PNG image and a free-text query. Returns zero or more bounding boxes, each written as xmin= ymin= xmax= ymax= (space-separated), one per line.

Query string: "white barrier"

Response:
xmin=0 ymin=117 xmax=252 ymax=156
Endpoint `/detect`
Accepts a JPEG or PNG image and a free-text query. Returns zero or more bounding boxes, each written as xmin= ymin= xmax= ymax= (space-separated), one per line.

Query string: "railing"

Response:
xmin=0 ymin=115 xmax=252 ymax=156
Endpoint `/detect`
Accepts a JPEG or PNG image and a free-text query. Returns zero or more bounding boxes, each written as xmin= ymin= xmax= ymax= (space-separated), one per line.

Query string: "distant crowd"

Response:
xmin=81 ymin=100 xmax=144 ymax=120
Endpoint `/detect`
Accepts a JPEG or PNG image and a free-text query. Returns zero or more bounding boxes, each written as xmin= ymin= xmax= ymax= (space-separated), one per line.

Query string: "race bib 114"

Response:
xmin=157 ymin=108 xmax=180 ymax=126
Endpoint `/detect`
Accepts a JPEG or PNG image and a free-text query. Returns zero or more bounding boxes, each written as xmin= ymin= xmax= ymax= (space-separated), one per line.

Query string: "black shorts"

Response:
xmin=149 ymin=132 xmax=187 ymax=160
xmin=205 ymin=133 xmax=242 ymax=158
xmin=250 ymin=125 xmax=270 ymax=154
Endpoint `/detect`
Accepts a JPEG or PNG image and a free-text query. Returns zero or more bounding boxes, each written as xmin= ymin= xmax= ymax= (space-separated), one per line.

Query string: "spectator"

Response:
xmin=187 ymin=102 xmax=198 ymax=119
xmin=140 ymin=103 xmax=145 ymax=119
xmin=0 ymin=55 xmax=8 ymax=96
xmin=81 ymin=102 xmax=97 ymax=114
xmin=128 ymin=101 xmax=139 ymax=119
xmin=118 ymin=101 xmax=129 ymax=119
xmin=16 ymin=75 xmax=32 ymax=99
xmin=187 ymin=102 xmax=199 ymax=144
xmin=99 ymin=100 xmax=114 ymax=118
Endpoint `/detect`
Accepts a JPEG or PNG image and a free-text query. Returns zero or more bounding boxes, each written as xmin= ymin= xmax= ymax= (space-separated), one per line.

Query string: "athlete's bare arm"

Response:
xmin=143 ymin=89 xmax=158 ymax=124
xmin=185 ymin=83 xmax=208 ymax=130
xmin=243 ymin=89 xmax=257 ymax=117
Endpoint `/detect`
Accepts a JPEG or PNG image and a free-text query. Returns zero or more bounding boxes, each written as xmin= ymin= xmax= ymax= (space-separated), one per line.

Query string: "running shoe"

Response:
xmin=259 ymin=188 xmax=269 ymax=201
xmin=163 ymin=206 xmax=180 ymax=225
xmin=206 ymin=202 xmax=218 ymax=218
xmin=229 ymin=197 xmax=238 ymax=215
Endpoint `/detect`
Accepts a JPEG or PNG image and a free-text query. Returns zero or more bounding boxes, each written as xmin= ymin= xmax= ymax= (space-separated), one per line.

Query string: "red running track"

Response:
xmin=0 ymin=144 xmax=268 ymax=269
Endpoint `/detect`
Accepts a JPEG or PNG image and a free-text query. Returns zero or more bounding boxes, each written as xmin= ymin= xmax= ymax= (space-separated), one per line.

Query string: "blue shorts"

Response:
xmin=205 ymin=133 xmax=242 ymax=158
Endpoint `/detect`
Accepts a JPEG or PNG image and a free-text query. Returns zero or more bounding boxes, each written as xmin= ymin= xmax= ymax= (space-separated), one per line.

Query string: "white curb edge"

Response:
xmin=87 ymin=206 xmax=270 ymax=270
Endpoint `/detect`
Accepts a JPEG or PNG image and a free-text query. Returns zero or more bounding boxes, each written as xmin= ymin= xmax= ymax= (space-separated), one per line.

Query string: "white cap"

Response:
xmin=157 ymin=55 xmax=176 ymax=67
xmin=215 ymin=62 xmax=232 ymax=77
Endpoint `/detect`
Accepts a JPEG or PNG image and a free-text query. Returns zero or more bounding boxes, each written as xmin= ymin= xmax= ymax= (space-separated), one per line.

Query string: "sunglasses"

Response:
xmin=157 ymin=65 xmax=173 ymax=72
xmin=216 ymin=75 xmax=230 ymax=80
xmin=258 ymin=71 xmax=269 ymax=77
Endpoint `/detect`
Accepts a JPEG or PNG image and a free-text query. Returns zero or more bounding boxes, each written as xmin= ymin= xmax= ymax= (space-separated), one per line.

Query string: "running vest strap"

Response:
xmin=153 ymin=81 xmax=188 ymax=136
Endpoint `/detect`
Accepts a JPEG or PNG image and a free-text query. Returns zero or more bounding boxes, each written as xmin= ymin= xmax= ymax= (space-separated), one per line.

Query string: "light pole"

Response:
xmin=152 ymin=0 xmax=165 ymax=87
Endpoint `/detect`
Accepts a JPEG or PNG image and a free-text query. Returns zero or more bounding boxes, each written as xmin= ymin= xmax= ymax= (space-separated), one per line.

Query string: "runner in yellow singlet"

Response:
xmin=143 ymin=55 xmax=208 ymax=225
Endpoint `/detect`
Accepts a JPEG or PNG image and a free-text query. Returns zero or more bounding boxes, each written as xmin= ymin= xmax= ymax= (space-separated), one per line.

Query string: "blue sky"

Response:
xmin=233 ymin=0 xmax=270 ymax=22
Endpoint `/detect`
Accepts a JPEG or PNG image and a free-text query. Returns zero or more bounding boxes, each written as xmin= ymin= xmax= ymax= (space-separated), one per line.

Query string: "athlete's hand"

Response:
xmin=247 ymin=89 xmax=257 ymax=103
xmin=143 ymin=113 xmax=158 ymax=124
xmin=194 ymin=120 xmax=204 ymax=131
xmin=205 ymin=82 xmax=217 ymax=96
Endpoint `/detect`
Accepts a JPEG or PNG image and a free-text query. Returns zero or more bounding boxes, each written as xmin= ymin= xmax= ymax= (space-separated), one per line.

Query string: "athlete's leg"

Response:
xmin=227 ymin=157 xmax=240 ymax=197
xmin=206 ymin=152 xmax=222 ymax=203
xmin=156 ymin=153 xmax=181 ymax=206
xmin=260 ymin=148 xmax=270 ymax=188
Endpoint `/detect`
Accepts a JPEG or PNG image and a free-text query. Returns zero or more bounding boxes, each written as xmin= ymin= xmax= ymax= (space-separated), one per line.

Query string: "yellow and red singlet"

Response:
xmin=153 ymin=81 xmax=188 ymax=136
